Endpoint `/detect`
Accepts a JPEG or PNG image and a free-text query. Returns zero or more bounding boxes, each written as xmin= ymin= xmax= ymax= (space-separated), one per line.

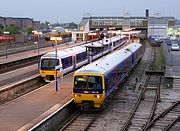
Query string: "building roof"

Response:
xmin=79 ymin=18 xmax=89 ymax=26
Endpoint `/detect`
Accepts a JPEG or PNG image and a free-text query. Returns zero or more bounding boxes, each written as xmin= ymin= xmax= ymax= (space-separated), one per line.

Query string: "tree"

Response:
xmin=66 ymin=22 xmax=78 ymax=29
xmin=56 ymin=22 xmax=60 ymax=26
xmin=27 ymin=27 xmax=34 ymax=34
xmin=0 ymin=24 xmax=4 ymax=34
xmin=0 ymin=24 xmax=4 ymax=30
xmin=40 ymin=21 xmax=50 ymax=29
xmin=4 ymin=24 xmax=21 ymax=34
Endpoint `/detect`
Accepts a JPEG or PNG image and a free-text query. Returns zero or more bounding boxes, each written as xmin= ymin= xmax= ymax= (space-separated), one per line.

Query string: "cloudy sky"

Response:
xmin=0 ymin=0 xmax=179 ymax=23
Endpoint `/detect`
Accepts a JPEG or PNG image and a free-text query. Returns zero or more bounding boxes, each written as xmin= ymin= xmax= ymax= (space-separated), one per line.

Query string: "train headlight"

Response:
xmin=95 ymin=95 xmax=101 ymax=98
xmin=74 ymin=94 xmax=81 ymax=97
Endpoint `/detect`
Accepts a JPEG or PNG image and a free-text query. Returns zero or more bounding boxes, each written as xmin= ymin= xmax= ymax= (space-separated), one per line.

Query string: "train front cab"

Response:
xmin=40 ymin=58 xmax=62 ymax=81
xmin=73 ymin=74 xmax=105 ymax=109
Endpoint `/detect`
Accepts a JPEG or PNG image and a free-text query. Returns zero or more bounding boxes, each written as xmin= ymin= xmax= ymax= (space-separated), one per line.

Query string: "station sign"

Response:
xmin=50 ymin=37 xmax=62 ymax=41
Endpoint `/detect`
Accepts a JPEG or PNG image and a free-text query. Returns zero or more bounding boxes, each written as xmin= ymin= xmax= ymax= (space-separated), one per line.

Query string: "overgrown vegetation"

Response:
xmin=152 ymin=46 xmax=165 ymax=71
xmin=0 ymin=24 xmax=34 ymax=35
xmin=4 ymin=24 xmax=21 ymax=34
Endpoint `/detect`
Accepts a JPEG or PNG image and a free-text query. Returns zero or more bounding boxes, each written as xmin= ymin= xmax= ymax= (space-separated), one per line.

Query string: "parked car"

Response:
xmin=171 ymin=43 xmax=180 ymax=51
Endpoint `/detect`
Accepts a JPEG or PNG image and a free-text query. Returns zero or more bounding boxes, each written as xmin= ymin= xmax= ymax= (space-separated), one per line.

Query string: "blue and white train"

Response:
xmin=40 ymin=35 xmax=128 ymax=81
xmin=72 ymin=42 xmax=143 ymax=109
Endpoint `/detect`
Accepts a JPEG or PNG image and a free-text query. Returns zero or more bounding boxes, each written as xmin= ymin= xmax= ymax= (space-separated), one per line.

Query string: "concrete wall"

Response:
xmin=29 ymin=100 xmax=77 ymax=131
xmin=14 ymin=34 xmax=27 ymax=43
xmin=0 ymin=75 xmax=41 ymax=103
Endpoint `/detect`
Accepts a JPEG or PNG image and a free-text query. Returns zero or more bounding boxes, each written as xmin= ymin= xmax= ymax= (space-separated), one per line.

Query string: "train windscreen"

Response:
xmin=41 ymin=58 xmax=59 ymax=70
xmin=74 ymin=75 xmax=103 ymax=94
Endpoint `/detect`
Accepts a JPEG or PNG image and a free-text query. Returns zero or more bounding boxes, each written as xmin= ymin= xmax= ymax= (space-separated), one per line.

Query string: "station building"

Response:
xmin=72 ymin=13 xmax=175 ymax=42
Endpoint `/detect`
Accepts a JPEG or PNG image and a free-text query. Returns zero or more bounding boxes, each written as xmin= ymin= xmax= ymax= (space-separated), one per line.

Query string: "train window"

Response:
xmin=74 ymin=76 xmax=87 ymax=89
xmin=62 ymin=56 xmax=72 ymax=69
xmin=107 ymin=75 xmax=115 ymax=89
xmin=50 ymin=59 xmax=59 ymax=68
xmin=74 ymin=76 xmax=103 ymax=93
xmin=69 ymin=57 xmax=72 ymax=66
xmin=41 ymin=59 xmax=59 ymax=70
xmin=88 ymin=76 xmax=95 ymax=83
xmin=41 ymin=59 xmax=49 ymax=69
xmin=76 ymin=52 xmax=87 ymax=63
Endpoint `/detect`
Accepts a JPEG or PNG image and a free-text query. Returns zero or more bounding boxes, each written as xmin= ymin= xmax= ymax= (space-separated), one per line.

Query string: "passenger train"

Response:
xmin=72 ymin=43 xmax=143 ymax=109
xmin=40 ymin=35 xmax=128 ymax=81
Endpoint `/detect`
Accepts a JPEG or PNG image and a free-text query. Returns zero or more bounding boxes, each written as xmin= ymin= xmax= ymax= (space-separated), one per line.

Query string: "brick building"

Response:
xmin=0 ymin=16 xmax=40 ymax=29
xmin=33 ymin=21 xmax=41 ymax=30
xmin=0 ymin=17 xmax=5 ymax=25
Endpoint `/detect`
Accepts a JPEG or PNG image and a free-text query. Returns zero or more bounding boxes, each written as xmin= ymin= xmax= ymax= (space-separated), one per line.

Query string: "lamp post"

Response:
xmin=3 ymin=31 xmax=9 ymax=59
xmin=66 ymin=37 xmax=69 ymax=48
xmin=55 ymin=38 xmax=58 ymax=92
xmin=32 ymin=31 xmax=42 ymax=70
xmin=50 ymin=36 xmax=62 ymax=93
xmin=109 ymin=33 xmax=113 ymax=52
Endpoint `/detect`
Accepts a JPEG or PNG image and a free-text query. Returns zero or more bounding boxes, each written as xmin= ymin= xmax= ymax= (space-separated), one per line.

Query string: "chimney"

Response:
xmin=146 ymin=9 xmax=149 ymax=17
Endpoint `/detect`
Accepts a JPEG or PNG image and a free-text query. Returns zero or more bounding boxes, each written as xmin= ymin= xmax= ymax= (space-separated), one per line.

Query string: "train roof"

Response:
xmin=41 ymin=35 xmax=125 ymax=59
xmin=64 ymin=45 xmax=86 ymax=54
xmin=42 ymin=45 xmax=86 ymax=59
xmin=124 ymin=42 xmax=142 ymax=52
xmin=75 ymin=48 xmax=132 ymax=75
xmin=84 ymin=35 xmax=122 ymax=48
xmin=75 ymin=42 xmax=142 ymax=76
xmin=84 ymin=37 xmax=111 ymax=48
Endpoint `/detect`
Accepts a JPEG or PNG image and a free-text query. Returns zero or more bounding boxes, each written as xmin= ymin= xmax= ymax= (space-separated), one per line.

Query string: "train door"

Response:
xmin=72 ymin=55 xmax=76 ymax=70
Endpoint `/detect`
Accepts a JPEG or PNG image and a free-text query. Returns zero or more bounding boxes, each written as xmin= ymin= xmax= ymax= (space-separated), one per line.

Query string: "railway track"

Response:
xmin=60 ymin=111 xmax=99 ymax=131
xmin=144 ymin=101 xmax=180 ymax=131
xmin=58 ymin=42 xmax=177 ymax=131
xmin=121 ymin=73 xmax=162 ymax=131
xmin=58 ymin=41 xmax=153 ymax=131
xmin=120 ymin=44 xmax=164 ymax=131
xmin=0 ymin=40 xmax=82 ymax=74
xmin=0 ymin=57 xmax=38 ymax=74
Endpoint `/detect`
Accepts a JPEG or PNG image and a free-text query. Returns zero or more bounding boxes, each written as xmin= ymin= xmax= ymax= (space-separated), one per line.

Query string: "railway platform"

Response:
xmin=0 ymin=41 xmax=86 ymax=131
xmin=0 ymin=72 xmax=74 ymax=131
xmin=0 ymin=41 xmax=85 ymax=65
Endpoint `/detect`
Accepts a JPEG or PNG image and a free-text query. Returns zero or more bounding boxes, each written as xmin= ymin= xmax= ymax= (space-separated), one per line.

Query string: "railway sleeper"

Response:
xmin=145 ymin=70 xmax=164 ymax=75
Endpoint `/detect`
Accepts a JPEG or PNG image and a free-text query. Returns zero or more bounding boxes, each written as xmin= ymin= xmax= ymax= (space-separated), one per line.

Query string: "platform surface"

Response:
xmin=0 ymin=72 xmax=73 ymax=131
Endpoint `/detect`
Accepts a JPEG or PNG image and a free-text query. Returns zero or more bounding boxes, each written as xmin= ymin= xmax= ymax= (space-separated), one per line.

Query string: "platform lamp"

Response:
xmin=66 ymin=37 xmax=69 ymax=48
xmin=50 ymin=36 xmax=62 ymax=93
xmin=3 ymin=31 xmax=9 ymax=59
xmin=32 ymin=30 xmax=42 ymax=70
